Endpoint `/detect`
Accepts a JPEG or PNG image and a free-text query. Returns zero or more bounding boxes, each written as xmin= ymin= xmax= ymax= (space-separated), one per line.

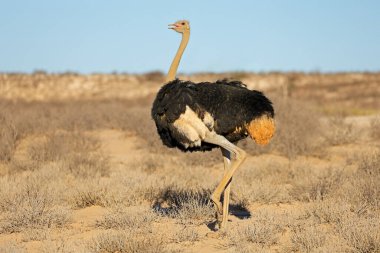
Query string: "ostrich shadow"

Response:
xmin=152 ymin=186 xmax=251 ymax=230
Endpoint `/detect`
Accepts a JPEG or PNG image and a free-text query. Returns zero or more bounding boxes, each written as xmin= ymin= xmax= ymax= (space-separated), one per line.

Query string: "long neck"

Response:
xmin=166 ymin=31 xmax=190 ymax=82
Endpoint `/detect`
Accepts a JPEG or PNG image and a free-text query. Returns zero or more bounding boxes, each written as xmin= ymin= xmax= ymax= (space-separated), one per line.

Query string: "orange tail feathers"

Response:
xmin=247 ymin=115 xmax=275 ymax=146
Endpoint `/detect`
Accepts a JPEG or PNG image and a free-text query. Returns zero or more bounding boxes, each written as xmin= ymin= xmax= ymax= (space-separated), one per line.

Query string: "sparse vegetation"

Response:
xmin=174 ymin=226 xmax=200 ymax=243
xmin=153 ymin=186 xmax=215 ymax=224
xmin=0 ymin=175 xmax=70 ymax=233
xmin=89 ymin=231 xmax=167 ymax=253
xmin=0 ymin=114 xmax=19 ymax=162
xmin=323 ymin=114 xmax=359 ymax=146
xmin=270 ymin=96 xmax=323 ymax=159
xmin=96 ymin=206 xmax=156 ymax=230
xmin=370 ymin=116 xmax=380 ymax=140
xmin=291 ymin=226 xmax=327 ymax=253
xmin=0 ymin=72 xmax=379 ymax=252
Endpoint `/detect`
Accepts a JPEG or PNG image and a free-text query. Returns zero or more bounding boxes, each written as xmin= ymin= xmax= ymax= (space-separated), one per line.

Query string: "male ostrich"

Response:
xmin=151 ymin=20 xmax=275 ymax=229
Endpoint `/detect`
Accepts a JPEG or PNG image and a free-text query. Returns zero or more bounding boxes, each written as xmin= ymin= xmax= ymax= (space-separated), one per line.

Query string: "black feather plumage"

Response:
xmin=151 ymin=79 xmax=274 ymax=152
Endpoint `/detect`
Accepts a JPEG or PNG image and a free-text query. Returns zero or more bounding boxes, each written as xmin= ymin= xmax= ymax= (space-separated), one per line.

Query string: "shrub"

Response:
xmin=96 ymin=206 xmax=156 ymax=230
xmin=370 ymin=116 xmax=380 ymax=140
xmin=89 ymin=231 xmax=167 ymax=253
xmin=0 ymin=177 xmax=70 ymax=233
xmin=322 ymin=114 xmax=358 ymax=146
xmin=337 ymin=216 xmax=380 ymax=253
xmin=153 ymin=186 xmax=214 ymax=224
xmin=0 ymin=114 xmax=19 ymax=162
xmin=270 ymin=96 xmax=322 ymax=159
xmin=291 ymin=226 xmax=326 ymax=253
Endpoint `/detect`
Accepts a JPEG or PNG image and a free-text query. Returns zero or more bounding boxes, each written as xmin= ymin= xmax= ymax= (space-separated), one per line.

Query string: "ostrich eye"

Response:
xmin=181 ymin=22 xmax=185 ymax=25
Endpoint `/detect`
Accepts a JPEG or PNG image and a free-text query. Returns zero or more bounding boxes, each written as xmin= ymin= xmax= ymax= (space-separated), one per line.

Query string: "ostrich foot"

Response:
xmin=211 ymin=193 xmax=224 ymax=231
xmin=213 ymin=211 xmax=223 ymax=231
xmin=211 ymin=193 xmax=223 ymax=215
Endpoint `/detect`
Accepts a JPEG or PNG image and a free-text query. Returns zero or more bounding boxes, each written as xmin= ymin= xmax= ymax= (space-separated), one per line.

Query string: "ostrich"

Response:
xmin=151 ymin=20 xmax=275 ymax=229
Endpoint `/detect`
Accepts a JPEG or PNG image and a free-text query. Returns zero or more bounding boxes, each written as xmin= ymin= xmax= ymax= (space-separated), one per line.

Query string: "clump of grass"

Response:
xmin=227 ymin=219 xmax=281 ymax=249
xmin=63 ymin=153 xmax=109 ymax=177
xmin=229 ymin=160 xmax=292 ymax=206
xmin=232 ymin=181 xmax=290 ymax=206
xmin=0 ymin=177 xmax=70 ymax=233
xmin=70 ymin=180 xmax=110 ymax=208
xmin=89 ymin=231 xmax=128 ymax=253
xmin=174 ymin=226 xmax=200 ymax=243
xmin=309 ymin=199 xmax=352 ymax=224
xmin=89 ymin=231 xmax=167 ymax=253
xmin=340 ymin=150 xmax=380 ymax=212
xmin=291 ymin=166 xmax=343 ymax=202
xmin=24 ymin=131 xmax=110 ymax=176
xmin=28 ymin=131 xmax=97 ymax=161
xmin=22 ymin=228 xmax=49 ymax=242
xmin=355 ymin=150 xmax=380 ymax=210
xmin=96 ymin=206 xmax=156 ymax=230
xmin=322 ymin=114 xmax=358 ymax=145
xmin=153 ymin=186 xmax=214 ymax=224
xmin=336 ymin=216 xmax=380 ymax=253
xmin=370 ymin=116 xmax=380 ymax=140
xmin=291 ymin=226 xmax=326 ymax=253
xmin=270 ymin=96 xmax=322 ymax=160
xmin=357 ymin=150 xmax=380 ymax=176
xmin=0 ymin=113 xmax=19 ymax=162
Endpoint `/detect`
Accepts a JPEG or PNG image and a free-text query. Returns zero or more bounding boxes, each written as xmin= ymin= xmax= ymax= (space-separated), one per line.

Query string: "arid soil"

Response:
xmin=0 ymin=72 xmax=379 ymax=252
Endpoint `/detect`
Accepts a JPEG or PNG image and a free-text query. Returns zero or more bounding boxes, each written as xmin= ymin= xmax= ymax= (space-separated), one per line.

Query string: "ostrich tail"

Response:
xmin=247 ymin=115 xmax=275 ymax=145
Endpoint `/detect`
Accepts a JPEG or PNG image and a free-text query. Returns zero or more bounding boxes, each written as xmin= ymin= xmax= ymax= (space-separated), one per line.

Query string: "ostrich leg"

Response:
xmin=220 ymin=148 xmax=232 ymax=229
xmin=204 ymin=133 xmax=246 ymax=228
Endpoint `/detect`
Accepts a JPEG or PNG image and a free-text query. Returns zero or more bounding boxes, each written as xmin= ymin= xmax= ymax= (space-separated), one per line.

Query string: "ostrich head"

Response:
xmin=168 ymin=20 xmax=190 ymax=34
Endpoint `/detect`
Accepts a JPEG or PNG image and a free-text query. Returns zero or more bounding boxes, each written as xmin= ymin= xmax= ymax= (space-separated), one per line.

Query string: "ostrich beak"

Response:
xmin=168 ymin=23 xmax=177 ymax=29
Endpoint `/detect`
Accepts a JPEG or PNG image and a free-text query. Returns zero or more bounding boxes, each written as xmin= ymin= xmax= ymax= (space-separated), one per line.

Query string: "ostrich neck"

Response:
xmin=166 ymin=31 xmax=190 ymax=82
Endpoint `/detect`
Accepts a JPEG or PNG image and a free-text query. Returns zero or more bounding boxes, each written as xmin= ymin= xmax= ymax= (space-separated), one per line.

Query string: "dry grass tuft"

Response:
xmin=233 ymin=181 xmax=290 ymax=206
xmin=27 ymin=131 xmax=98 ymax=162
xmin=323 ymin=114 xmax=359 ymax=146
xmin=291 ymin=166 xmax=343 ymax=202
xmin=227 ymin=218 xmax=281 ymax=251
xmin=96 ymin=206 xmax=156 ymax=230
xmin=340 ymin=150 xmax=380 ymax=212
xmin=89 ymin=231 xmax=128 ymax=253
xmin=0 ymin=114 xmax=19 ymax=162
xmin=174 ymin=226 xmax=200 ymax=243
xmin=370 ymin=116 xmax=380 ymax=140
xmin=0 ymin=177 xmax=70 ymax=233
xmin=337 ymin=216 xmax=380 ymax=253
xmin=63 ymin=153 xmax=109 ymax=178
xmin=25 ymin=131 xmax=109 ymax=177
xmin=357 ymin=150 xmax=380 ymax=177
xmin=269 ymin=96 xmax=323 ymax=159
xmin=291 ymin=226 xmax=327 ymax=253
xmin=153 ymin=186 xmax=214 ymax=224
xmin=231 ymin=160 xmax=292 ymax=205
xmin=70 ymin=179 xmax=111 ymax=208
xmin=89 ymin=231 xmax=168 ymax=253
xmin=309 ymin=199 xmax=352 ymax=224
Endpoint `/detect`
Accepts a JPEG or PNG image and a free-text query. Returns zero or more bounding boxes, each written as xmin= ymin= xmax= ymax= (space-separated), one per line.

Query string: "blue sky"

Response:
xmin=1 ymin=0 xmax=379 ymax=73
